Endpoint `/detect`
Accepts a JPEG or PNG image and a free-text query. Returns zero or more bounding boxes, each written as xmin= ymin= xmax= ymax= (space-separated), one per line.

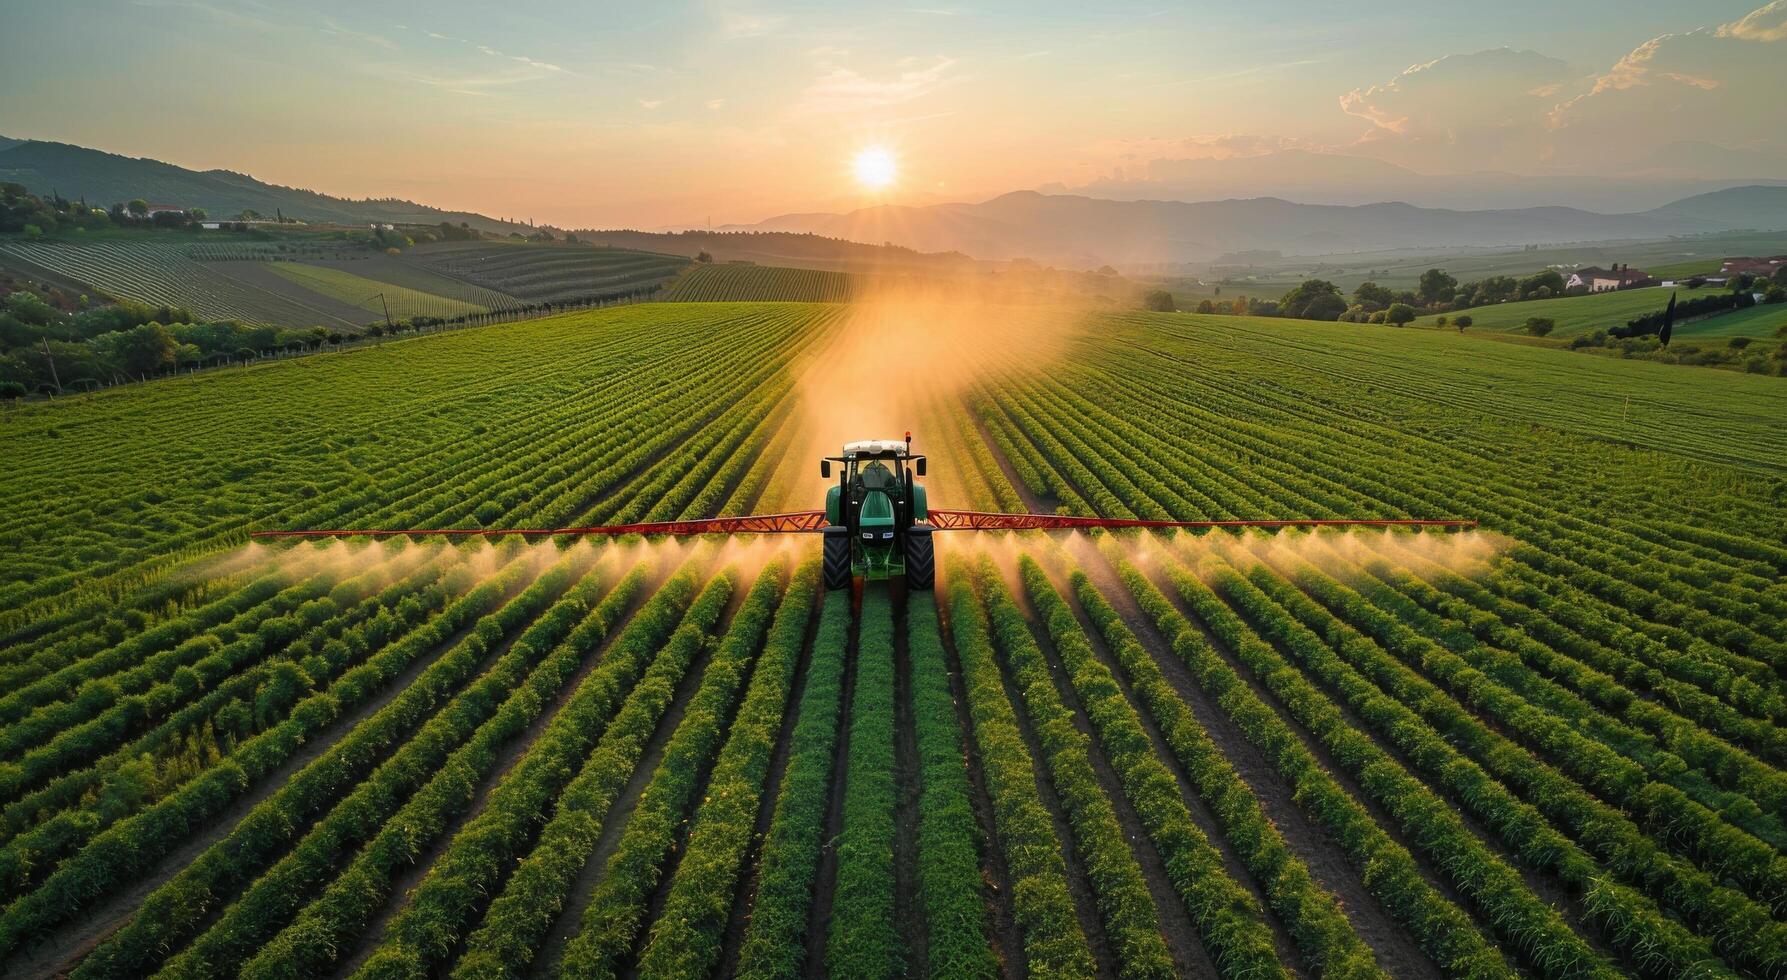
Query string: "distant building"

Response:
xmin=1565 ymin=263 xmax=1655 ymax=293
xmin=1719 ymin=256 xmax=1787 ymax=279
xmin=143 ymin=204 xmax=184 ymax=217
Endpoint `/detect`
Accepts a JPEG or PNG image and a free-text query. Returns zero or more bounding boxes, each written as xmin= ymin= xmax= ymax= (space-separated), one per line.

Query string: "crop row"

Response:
xmin=352 ymin=562 xmax=728 ymax=977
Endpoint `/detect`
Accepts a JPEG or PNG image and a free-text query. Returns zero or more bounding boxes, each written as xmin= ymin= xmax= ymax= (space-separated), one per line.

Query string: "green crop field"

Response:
xmin=264 ymin=261 xmax=491 ymax=320
xmin=1 ymin=301 xmax=1783 ymax=980
xmin=404 ymin=241 xmax=690 ymax=304
xmin=664 ymin=263 xmax=857 ymax=302
xmin=0 ymin=239 xmax=365 ymax=328
xmin=1417 ymin=283 xmax=1787 ymax=340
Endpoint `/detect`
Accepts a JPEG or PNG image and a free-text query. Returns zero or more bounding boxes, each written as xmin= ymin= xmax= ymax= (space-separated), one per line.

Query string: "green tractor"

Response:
xmin=821 ymin=436 xmax=933 ymax=592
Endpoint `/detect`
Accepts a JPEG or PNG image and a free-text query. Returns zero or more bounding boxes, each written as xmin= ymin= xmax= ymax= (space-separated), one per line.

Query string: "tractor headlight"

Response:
xmin=883 ymin=531 xmax=894 ymax=539
xmin=862 ymin=532 xmax=873 ymax=540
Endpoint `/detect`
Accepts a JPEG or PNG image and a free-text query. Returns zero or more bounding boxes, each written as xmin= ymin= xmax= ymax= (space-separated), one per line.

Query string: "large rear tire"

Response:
xmin=823 ymin=528 xmax=853 ymax=591
xmin=904 ymin=527 xmax=934 ymax=591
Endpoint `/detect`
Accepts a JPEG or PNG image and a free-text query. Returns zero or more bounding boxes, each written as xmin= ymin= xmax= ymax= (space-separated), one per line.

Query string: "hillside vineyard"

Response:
xmin=0 ymin=302 xmax=1784 ymax=979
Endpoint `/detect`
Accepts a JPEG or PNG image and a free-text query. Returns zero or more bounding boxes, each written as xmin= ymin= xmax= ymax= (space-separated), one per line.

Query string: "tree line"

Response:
xmin=0 ymin=288 xmax=343 ymax=395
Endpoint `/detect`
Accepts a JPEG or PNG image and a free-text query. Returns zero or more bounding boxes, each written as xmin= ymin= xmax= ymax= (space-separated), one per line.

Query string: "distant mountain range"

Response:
xmin=0 ymin=138 xmax=527 ymax=233
xmin=7 ymin=135 xmax=1786 ymax=270
xmin=1036 ymin=146 xmax=1787 ymax=214
xmin=724 ymin=186 xmax=1787 ymax=267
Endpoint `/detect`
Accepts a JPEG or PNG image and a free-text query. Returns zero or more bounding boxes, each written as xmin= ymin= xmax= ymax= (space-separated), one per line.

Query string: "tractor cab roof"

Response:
xmin=841 ymin=439 xmax=910 ymax=457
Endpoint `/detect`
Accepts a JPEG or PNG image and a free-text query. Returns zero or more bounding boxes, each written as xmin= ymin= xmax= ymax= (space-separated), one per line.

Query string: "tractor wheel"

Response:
xmin=904 ymin=527 xmax=935 ymax=591
xmin=823 ymin=528 xmax=852 ymax=591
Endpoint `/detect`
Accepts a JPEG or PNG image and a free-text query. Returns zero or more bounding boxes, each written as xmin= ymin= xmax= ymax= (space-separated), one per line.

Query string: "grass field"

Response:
xmin=264 ymin=261 xmax=491 ymax=320
xmin=1415 ymin=284 xmax=1786 ymax=339
xmin=0 ymin=302 xmax=1782 ymax=979
xmin=663 ymin=263 xmax=856 ymax=302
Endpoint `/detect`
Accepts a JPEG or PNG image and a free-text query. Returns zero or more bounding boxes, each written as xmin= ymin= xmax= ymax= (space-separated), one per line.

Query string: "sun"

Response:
xmin=852 ymin=146 xmax=897 ymax=190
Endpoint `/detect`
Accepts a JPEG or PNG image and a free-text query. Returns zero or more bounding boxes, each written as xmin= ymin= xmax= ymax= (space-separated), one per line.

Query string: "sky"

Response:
xmin=3 ymin=0 xmax=1784 ymax=227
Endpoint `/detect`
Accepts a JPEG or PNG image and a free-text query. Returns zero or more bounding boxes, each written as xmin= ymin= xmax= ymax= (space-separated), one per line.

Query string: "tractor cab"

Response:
xmin=819 ymin=436 xmax=933 ymax=591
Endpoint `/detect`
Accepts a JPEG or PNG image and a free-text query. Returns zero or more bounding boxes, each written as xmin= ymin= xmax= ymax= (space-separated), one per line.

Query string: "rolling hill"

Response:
xmin=731 ymin=187 xmax=1787 ymax=268
xmin=0 ymin=139 xmax=529 ymax=232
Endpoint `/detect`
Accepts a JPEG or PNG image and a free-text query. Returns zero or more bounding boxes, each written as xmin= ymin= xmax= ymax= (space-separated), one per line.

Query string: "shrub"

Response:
xmin=1524 ymin=317 xmax=1555 ymax=337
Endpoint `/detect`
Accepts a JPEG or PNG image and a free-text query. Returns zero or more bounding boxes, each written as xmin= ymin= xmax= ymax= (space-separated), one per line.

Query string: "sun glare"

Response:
xmin=852 ymin=146 xmax=897 ymax=190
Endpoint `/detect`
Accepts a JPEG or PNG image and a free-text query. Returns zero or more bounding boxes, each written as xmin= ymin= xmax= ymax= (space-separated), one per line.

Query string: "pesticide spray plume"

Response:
xmin=1150 ymin=525 xmax=1511 ymax=583
xmin=781 ymin=274 xmax=1099 ymax=503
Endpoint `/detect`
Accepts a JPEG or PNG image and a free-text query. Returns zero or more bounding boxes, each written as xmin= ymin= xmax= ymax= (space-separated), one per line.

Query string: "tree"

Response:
xmin=1385 ymin=303 xmax=1416 ymax=326
xmin=1141 ymin=289 xmax=1176 ymax=312
xmin=1517 ymin=269 xmax=1565 ymax=299
xmin=1435 ymin=315 xmax=1448 ymax=328
xmin=1454 ymin=315 xmax=1472 ymax=331
xmin=1279 ymin=279 xmax=1341 ymax=319
xmin=1352 ymin=281 xmax=1394 ymax=308
xmin=695 ymin=250 xmax=713 ymax=263
xmin=238 ymin=209 xmax=261 ymax=221
xmin=1524 ymin=316 xmax=1556 ymax=337
xmin=1301 ymin=291 xmax=1347 ymax=321
xmin=188 ymin=207 xmax=208 ymax=222
xmin=93 ymin=322 xmax=178 ymax=377
xmin=1418 ymin=268 xmax=1458 ymax=305
xmin=126 ymin=199 xmax=149 ymax=219
xmin=1195 ymin=299 xmax=1216 ymax=314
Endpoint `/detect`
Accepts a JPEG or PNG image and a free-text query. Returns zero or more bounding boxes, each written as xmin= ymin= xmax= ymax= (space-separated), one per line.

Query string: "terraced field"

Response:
xmin=0 ymin=302 xmax=1782 ymax=979
xmin=664 ymin=263 xmax=857 ymax=302
xmin=0 ymin=239 xmax=364 ymax=328
xmin=404 ymin=241 xmax=689 ymax=304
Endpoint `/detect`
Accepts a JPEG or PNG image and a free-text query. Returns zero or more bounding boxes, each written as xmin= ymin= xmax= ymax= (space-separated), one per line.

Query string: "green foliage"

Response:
xmin=0 ymin=300 xmax=1779 ymax=980
xmin=905 ymin=593 xmax=998 ymax=979
xmin=663 ymin=263 xmax=853 ymax=302
xmin=735 ymin=590 xmax=851 ymax=980
xmin=823 ymin=587 xmax=901 ymax=979
xmin=1140 ymin=289 xmax=1176 ymax=312
xmin=1418 ymin=267 xmax=1458 ymax=304
xmin=1278 ymin=278 xmax=1342 ymax=319
xmin=947 ymin=572 xmax=1097 ymax=979
xmin=1525 ymin=316 xmax=1556 ymax=336
xmin=559 ymin=563 xmax=790 ymax=980
xmin=633 ymin=562 xmax=819 ymax=979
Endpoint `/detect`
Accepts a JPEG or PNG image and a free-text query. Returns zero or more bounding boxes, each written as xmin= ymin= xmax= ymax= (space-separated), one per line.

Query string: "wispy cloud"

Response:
xmin=129 ymin=0 xmax=279 ymax=31
xmin=639 ymin=98 xmax=666 ymax=109
xmin=791 ymin=55 xmax=958 ymax=115
xmin=718 ymin=9 xmax=785 ymax=40
xmin=320 ymin=17 xmax=396 ymax=50
xmin=706 ymin=98 xmax=727 ymax=109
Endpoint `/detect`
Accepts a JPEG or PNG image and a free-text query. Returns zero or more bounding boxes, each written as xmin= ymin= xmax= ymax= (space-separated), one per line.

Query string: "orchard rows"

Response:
xmin=0 ymin=302 xmax=1780 ymax=978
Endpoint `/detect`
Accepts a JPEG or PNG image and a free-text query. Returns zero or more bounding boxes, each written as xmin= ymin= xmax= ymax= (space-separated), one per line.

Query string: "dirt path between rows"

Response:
xmin=799 ymin=594 xmax=859 ymax=979
xmin=715 ymin=588 xmax=828 ymax=976
xmin=890 ymin=597 xmax=928 ymax=976
xmin=935 ymin=594 xmax=1026 ymax=980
